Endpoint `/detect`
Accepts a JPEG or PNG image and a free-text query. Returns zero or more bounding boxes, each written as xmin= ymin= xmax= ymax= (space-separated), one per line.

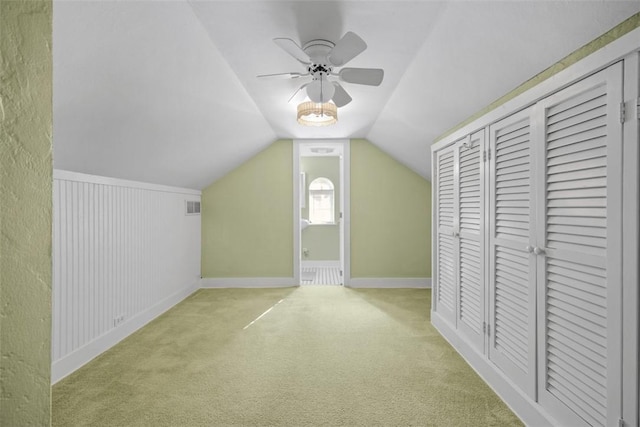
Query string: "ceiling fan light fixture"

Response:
xmin=306 ymin=77 xmax=335 ymax=103
xmin=297 ymin=101 xmax=338 ymax=127
xmin=262 ymin=32 xmax=383 ymax=109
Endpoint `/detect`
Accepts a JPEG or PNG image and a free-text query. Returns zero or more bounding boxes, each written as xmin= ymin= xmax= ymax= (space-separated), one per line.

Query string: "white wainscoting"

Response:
xmin=52 ymin=170 xmax=201 ymax=383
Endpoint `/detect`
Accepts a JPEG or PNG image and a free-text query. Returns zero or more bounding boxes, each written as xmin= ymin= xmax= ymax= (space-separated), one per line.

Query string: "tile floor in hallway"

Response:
xmin=300 ymin=266 xmax=342 ymax=285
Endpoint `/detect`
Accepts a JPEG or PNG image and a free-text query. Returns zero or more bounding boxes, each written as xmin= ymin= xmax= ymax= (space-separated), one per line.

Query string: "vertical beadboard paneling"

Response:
xmin=52 ymin=179 xmax=61 ymax=361
xmin=52 ymin=171 xmax=201 ymax=382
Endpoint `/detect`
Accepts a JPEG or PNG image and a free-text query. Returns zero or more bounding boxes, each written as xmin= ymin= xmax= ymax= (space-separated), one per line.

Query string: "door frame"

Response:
xmin=293 ymin=139 xmax=350 ymax=286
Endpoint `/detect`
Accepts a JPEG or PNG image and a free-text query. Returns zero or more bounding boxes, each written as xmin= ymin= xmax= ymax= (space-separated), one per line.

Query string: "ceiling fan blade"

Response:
xmin=288 ymin=83 xmax=309 ymax=103
xmin=328 ymin=31 xmax=367 ymax=67
xmin=256 ymin=72 xmax=305 ymax=79
xmin=331 ymin=82 xmax=352 ymax=107
xmin=339 ymin=68 xmax=384 ymax=86
xmin=273 ymin=38 xmax=311 ymax=65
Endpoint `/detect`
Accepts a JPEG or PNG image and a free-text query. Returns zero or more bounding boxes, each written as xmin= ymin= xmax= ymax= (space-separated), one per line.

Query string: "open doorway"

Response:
xmin=293 ymin=140 xmax=349 ymax=286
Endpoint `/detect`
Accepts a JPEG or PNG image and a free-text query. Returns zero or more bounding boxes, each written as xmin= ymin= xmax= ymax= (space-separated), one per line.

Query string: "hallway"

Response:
xmin=300 ymin=266 xmax=342 ymax=285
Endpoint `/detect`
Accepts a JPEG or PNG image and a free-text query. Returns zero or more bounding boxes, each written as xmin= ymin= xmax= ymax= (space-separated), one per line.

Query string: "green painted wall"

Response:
xmin=201 ymin=140 xmax=293 ymax=277
xmin=301 ymin=156 xmax=340 ymax=261
xmin=201 ymin=139 xmax=432 ymax=279
xmin=436 ymin=11 xmax=640 ymax=142
xmin=0 ymin=0 xmax=53 ymax=425
xmin=350 ymin=139 xmax=431 ymax=278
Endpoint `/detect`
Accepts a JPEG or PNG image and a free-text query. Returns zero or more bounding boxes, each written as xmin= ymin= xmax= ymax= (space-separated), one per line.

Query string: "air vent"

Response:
xmin=186 ymin=200 xmax=201 ymax=215
xmin=310 ymin=147 xmax=334 ymax=154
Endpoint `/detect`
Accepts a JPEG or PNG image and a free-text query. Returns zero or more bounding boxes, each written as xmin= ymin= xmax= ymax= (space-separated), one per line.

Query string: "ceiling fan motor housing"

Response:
xmin=303 ymin=39 xmax=336 ymax=103
xmin=265 ymin=32 xmax=379 ymax=108
xmin=303 ymin=39 xmax=335 ymax=65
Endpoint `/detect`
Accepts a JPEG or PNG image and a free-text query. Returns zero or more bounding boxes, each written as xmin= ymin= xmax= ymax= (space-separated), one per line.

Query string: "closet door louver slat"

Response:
xmin=488 ymin=108 xmax=537 ymax=398
xmin=434 ymin=148 xmax=456 ymax=323
xmin=457 ymin=131 xmax=485 ymax=351
xmin=437 ymin=233 xmax=456 ymax=312
xmin=536 ymin=63 xmax=623 ymax=427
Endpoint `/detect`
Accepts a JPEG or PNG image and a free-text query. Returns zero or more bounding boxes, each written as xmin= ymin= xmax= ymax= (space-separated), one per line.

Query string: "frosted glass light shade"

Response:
xmin=306 ymin=78 xmax=335 ymax=103
xmin=297 ymin=102 xmax=338 ymax=127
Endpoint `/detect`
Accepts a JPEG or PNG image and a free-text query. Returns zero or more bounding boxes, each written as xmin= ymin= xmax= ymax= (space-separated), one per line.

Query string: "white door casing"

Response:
xmin=293 ymin=139 xmax=349 ymax=286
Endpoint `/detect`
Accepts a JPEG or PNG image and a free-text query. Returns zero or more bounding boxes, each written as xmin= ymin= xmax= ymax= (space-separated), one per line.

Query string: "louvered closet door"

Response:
xmin=535 ymin=63 xmax=623 ymax=427
xmin=434 ymin=146 xmax=457 ymax=324
xmin=456 ymin=130 xmax=486 ymax=352
xmin=488 ymin=107 xmax=537 ymax=398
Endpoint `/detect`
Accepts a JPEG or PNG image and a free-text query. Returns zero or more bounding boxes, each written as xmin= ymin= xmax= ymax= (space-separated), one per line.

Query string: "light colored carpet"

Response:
xmin=52 ymin=287 xmax=522 ymax=426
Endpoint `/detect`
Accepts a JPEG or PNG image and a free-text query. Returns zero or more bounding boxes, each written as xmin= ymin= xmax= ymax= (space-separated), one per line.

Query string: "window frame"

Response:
xmin=308 ymin=177 xmax=335 ymax=224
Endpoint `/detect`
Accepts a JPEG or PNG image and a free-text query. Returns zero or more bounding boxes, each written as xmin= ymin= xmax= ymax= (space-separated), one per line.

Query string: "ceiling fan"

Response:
xmin=258 ymin=31 xmax=384 ymax=107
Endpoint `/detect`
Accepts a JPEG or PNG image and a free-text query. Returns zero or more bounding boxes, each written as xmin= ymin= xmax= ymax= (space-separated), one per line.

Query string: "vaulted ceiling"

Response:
xmin=53 ymin=1 xmax=640 ymax=189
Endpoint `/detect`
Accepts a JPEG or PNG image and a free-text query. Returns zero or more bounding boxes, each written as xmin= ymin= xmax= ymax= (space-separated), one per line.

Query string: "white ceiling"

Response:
xmin=53 ymin=1 xmax=640 ymax=189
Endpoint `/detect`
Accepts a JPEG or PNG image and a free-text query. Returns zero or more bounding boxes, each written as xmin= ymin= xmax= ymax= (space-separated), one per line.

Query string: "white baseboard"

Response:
xmin=348 ymin=277 xmax=431 ymax=288
xmin=301 ymin=260 xmax=341 ymax=268
xmin=431 ymin=312 xmax=556 ymax=426
xmin=51 ymin=281 xmax=199 ymax=384
xmin=200 ymin=277 xmax=297 ymax=288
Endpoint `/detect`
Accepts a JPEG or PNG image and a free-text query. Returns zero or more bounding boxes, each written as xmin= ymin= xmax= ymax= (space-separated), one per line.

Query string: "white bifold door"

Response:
xmin=434 ymin=147 xmax=457 ymax=324
xmin=488 ymin=107 xmax=537 ymax=399
xmin=486 ymin=62 xmax=624 ymax=425
xmin=456 ymin=130 xmax=486 ymax=352
xmin=432 ymin=56 xmax=632 ymax=426
xmin=534 ymin=62 xmax=623 ymax=427
xmin=434 ymin=130 xmax=486 ymax=353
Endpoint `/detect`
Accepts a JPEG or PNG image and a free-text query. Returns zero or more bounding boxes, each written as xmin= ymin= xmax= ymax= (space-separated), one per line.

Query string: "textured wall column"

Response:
xmin=0 ymin=0 xmax=53 ymax=425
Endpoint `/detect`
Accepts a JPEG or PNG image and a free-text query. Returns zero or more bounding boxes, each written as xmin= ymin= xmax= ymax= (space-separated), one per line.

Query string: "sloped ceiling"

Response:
xmin=53 ymin=1 xmax=640 ymax=189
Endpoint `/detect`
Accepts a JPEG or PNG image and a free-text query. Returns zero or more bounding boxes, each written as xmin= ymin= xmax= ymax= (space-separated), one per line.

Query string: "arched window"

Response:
xmin=308 ymin=177 xmax=335 ymax=224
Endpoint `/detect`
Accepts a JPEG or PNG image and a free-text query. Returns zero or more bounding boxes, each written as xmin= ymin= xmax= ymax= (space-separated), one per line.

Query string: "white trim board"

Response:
xmin=54 ymin=169 xmax=201 ymax=196
xmin=621 ymin=52 xmax=639 ymax=427
xmin=293 ymin=142 xmax=301 ymax=285
xmin=342 ymin=142 xmax=351 ymax=287
xmin=201 ymin=277 xmax=297 ymax=288
xmin=348 ymin=278 xmax=431 ymax=289
xmin=51 ymin=281 xmax=199 ymax=384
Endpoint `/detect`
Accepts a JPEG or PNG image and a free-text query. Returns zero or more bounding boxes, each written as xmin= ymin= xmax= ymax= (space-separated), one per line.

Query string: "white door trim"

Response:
xmin=293 ymin=139 xmax=350 ymax=286
xmin=293 ymin=142 xmax=301 ymax=285
xmin=621 ymin=51 xmax=639 ymax=427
